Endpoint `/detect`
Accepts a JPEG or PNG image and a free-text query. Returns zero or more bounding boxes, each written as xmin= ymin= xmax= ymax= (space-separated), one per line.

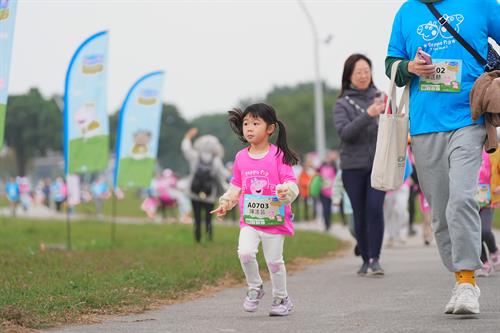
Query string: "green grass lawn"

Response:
xmin=0 ymin=218 xmax=342 ymax=329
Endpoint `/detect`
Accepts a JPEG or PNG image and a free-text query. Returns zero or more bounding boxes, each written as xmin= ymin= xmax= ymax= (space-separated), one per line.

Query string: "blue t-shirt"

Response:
xmin=5 ymin=182 xmax=20 ymax=201
xmin=91 ymin=182 xmax=108 ymax=198
xmin=51 ymin=183 xmax=65 ymax=202
xmin=387 ymin=0 xmax=500 ymax=135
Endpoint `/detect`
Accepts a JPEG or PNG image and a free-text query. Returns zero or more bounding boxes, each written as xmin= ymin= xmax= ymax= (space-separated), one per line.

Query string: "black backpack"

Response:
xmin=190 ymin=156 xmax=215 ymax=197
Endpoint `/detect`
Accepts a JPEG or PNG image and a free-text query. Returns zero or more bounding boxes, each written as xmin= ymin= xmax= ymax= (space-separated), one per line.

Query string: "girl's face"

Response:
xmin=350 ymin=59 xmax=372 ymax=90
xmin=243 ymin=114 xmax=275 ymax=145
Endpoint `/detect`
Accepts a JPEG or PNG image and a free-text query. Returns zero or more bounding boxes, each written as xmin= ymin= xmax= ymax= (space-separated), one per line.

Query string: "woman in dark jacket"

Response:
xmin=333 ymin=54 xmax=386 ymax=276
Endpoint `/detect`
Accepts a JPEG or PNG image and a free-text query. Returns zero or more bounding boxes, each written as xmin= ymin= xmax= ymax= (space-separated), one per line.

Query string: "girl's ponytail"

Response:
xmin=276 ymin=120 xmax=299 ymax=166
xmin=228 ymin=108 xmax=246 ymax=143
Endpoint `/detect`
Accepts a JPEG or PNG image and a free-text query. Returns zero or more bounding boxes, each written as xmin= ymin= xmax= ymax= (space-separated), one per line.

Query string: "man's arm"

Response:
xmin=386 ymin=53 xmax=436 ymax=86
xmin=385 ymin=56 xmax=414 ymax=87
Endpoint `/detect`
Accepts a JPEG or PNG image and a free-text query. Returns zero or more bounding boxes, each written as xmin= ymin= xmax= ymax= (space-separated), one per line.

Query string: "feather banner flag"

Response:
xmin=0 ymin=0 xmax=18 ymax=149
xmin=114 ymin=71 xmax=165 ymax=189
xmin=64 ymin=31 xmax=110 ymax=174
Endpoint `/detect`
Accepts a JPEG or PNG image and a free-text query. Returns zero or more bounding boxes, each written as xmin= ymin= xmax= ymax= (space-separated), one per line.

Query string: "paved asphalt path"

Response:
xmin=46 ymin=226 xmax=500 ymax=333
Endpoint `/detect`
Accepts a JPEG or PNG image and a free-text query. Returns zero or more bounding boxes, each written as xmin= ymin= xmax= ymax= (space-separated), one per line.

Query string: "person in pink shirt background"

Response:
xmin=476 ymin=150 xmax=500 ymax=277
xmin=211 ymin=103 xmax=299 ymax=317
xmin=317 ymin=152 xmax=338 ymax=232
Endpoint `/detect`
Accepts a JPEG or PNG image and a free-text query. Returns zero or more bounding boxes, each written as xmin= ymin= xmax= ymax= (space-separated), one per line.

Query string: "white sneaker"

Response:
xmin=444 ymin=283 xmax=459 ymax=314
xmin=453 ymin=283 xmax=480 ymax=315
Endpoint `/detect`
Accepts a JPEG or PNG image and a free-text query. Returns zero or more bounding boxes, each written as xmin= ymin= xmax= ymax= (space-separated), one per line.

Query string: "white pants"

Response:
xmin=238 ymin=226 xmax=287 ymax=299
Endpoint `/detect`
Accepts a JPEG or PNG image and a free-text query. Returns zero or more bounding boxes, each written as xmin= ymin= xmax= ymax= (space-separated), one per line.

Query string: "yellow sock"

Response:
xmin=456 ymin=270 xmax=475 ymax=286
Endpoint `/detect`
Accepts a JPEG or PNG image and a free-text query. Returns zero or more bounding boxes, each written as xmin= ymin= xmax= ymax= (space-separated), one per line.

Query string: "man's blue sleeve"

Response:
xmin=387 ymin=7 xmax=408 ymax=59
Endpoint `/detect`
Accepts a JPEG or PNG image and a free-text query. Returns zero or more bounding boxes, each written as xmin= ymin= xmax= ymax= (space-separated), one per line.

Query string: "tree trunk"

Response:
xmin=15 ymin=147 xmax=27 ymax=176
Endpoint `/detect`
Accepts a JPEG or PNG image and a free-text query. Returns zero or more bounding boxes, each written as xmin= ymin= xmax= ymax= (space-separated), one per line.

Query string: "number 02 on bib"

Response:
xmin=419 ymin=59 xmax=462 ymax=93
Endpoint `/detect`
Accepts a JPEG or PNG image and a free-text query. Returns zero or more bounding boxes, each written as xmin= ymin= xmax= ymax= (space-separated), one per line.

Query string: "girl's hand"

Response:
xmin=277 ymin=187 xmax=289 ymax=201
xmin=210 ymin=204 xmax=227 ymax=220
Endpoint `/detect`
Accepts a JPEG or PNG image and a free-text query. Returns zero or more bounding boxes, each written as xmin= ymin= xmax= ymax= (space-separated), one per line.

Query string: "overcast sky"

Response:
xmin=9 ymin=0 xmax=405 ymax=119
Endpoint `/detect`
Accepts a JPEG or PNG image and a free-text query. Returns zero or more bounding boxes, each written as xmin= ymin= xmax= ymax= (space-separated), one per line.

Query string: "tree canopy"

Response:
xmin=4 ymin=88 xmax=62 ymax=175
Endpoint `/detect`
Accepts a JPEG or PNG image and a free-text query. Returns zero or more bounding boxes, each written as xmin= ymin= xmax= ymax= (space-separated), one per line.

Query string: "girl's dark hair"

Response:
xmin=338 ymin=53 xmax=375 ymax=97
xmin=228 ymin=103 xmax=299 ymax=166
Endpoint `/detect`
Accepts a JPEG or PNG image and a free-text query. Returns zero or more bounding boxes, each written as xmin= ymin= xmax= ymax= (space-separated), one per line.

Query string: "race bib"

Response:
xmin=243 ymin=194 xmax=285 ymax=226
xmin=419 ymin=59 xmax=462 ymax=93
xmin=476 ymin=184 xmax=490 ymax=208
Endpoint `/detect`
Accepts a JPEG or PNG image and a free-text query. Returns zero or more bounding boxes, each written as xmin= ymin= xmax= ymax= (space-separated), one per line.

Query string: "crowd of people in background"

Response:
xmin=1 ymin=175 xmax=113 ymax=217
xmin=2 ymin=176 xmax=67 ymax=216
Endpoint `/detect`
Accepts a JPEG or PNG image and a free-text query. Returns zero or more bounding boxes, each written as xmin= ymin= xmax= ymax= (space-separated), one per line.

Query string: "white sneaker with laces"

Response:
xmin=453 ymin=283 xmax=480 ymax=315
xmin=243 ymin=286 xmax=265 ymax=312
xmin=444 ymin=283 xmax=459 ymax=314
xmin=269 ymin=296 xmax=293 ymax=316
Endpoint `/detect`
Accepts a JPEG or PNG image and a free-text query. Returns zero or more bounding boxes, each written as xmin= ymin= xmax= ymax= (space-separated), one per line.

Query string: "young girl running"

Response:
xmin=211 ymin=103 xmax=299 ymax=316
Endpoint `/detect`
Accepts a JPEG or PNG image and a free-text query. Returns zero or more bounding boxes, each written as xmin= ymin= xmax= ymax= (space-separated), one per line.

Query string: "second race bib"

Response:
xmin=419 ymin=59 xmax=462 ymax=93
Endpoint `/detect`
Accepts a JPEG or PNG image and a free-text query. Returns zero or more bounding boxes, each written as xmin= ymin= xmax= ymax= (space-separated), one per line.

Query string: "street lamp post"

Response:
xmin=298 ymin=0 xmax=326 ymax=161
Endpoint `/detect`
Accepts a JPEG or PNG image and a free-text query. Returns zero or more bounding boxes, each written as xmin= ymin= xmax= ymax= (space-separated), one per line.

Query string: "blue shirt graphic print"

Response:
xmin=387 ymin=0 xmax=500 ymax=135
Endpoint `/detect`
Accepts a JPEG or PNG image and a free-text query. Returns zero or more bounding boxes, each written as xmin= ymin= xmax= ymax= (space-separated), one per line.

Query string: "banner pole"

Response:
xmin=66 ymin=204 xmax=72 ymax=251
xmin=111 ymin=191 xmax=117 ymax=245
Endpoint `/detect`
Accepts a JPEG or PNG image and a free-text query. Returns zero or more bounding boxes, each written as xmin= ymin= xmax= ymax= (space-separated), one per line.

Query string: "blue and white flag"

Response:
xmin=64 ymin=31 xmax=109 ymax=174
xmin=114 ymin=71 xmax=165 ymax=189
xmin=0 ymin=0 xmax=18 ymax=149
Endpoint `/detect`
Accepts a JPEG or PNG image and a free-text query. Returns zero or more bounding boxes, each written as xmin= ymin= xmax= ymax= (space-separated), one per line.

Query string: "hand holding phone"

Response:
xmin=409 ymin=48 xmax=436 ymax=77
xmin=374 ymin=91 xmax=384 ymax=103
xmin=417 ymin=49 xmax=432 ymax=65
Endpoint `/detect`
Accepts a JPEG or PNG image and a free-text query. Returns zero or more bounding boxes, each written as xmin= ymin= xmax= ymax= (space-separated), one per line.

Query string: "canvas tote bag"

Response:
xmin=371 ymin=60 xmax=410 ymax=191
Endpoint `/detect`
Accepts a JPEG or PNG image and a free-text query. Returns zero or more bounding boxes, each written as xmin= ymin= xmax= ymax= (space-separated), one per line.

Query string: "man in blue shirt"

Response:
xmin=91 ymin=176 xmax=110 ymax=219
xmin=386 ymin=0 xmax=500 ymax=315
xmin=5 ymin=176 xmax=20 ymax=217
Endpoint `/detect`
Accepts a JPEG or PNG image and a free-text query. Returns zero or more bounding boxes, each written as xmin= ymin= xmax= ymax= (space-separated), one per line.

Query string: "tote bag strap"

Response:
xmin=385 ymin=60 xmax=410 ymax=116
xmin=385 ymin=60 xmax=401 ymax=115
